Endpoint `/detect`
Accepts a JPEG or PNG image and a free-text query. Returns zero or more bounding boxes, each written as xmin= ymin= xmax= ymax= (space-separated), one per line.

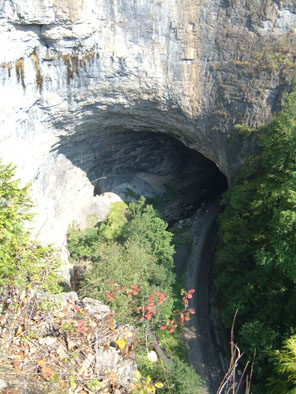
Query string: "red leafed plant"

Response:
xmin=104 ymin=281 xmax=196 ymax=335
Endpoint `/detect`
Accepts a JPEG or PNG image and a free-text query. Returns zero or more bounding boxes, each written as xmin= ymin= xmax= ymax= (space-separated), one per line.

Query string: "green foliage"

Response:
xmin=68 ymin=196 xmax=204 ymax=390
xmin=0 ymin=161 xmax=61 ymax=291
xmin=86 ymin=378 xmax=100 ymax=392
xmin=215 ymin=90 xmax=296 ymax=391
xmin=68 ymin=197 xmax=205 ymax=391
xmin=269 ymin=335 xmax=296 ymax=394
xmin=136 ymin=352 xmax=204 ymax=394
xmin=163 ymin=359 xmax=204 ymax=394
xmin=67 ymin=197 xmax=175 ymax=324
xmin=98 ymin=201 xmax=128 ymax=240
xmin=234 ymin=123 xmax=253 ymax=137
xmin=123 ymin=197 xmax=175 ymax=272
xmin=66 ymin=226 xmax=100 ymax=261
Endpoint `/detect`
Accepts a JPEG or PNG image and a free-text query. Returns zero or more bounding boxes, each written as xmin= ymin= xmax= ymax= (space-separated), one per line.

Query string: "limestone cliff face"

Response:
xmin=0 ymin=0 xmax=296 ymax=249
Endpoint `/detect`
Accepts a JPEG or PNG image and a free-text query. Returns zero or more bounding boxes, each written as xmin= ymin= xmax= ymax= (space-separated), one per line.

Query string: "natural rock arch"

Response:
xmin=0 ymin=0 xmax=296 ymax=250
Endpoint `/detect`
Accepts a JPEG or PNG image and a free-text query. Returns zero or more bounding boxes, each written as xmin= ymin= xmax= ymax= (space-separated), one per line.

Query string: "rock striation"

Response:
xmin=0 ymin=0 xmax=296 ymax=250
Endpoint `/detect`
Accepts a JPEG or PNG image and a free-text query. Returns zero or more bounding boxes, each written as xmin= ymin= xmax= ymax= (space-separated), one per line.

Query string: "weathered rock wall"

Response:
xmin=0 ymin=0 xmax=296 ymax=250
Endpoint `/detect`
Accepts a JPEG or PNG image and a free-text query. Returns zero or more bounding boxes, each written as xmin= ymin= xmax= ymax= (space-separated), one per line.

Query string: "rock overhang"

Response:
xmin=0 ymin=0 xmax=296 ymax=250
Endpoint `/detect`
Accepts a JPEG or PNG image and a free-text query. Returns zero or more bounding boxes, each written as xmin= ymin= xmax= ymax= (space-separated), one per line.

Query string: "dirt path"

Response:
xmin=183 ymin=201 xmax=227 ymax=394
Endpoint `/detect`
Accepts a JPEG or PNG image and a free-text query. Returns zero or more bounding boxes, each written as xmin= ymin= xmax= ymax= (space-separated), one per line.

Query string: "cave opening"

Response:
xmin=85 ymin=130 xmax=228 ymax=225
xmin=61 ymin=128 xmax=229 ymax=386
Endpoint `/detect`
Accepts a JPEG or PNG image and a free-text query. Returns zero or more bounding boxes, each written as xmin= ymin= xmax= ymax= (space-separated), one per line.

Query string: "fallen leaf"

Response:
xmin=41 ymin=364 xmax=55 ymax=381
xmin=57 ymin=344 xmax=68 ymax=359
xmin=115 ymin=338 xmax=126 ymax=350
xmin=15 ymin=326 xmax=22 ymax=336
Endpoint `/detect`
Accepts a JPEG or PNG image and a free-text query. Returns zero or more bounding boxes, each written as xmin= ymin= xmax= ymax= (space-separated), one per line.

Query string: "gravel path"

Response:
xmin=183 ymin=201 xmax=228 ymax=394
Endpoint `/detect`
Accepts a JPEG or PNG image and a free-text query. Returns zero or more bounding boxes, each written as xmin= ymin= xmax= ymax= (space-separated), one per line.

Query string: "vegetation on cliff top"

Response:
xmin=215 ymin=89 xmax=296 ymax=393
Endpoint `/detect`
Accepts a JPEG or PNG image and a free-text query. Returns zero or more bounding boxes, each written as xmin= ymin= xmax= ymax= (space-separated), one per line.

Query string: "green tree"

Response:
xmin=0 ymin=161 xmax=60 ymax=291
xmin=215 ymin=90 xmax=296 ymax=391
xmin=269 ymin=335 xmax=296 ymax=394
xmin=68 ymin=197 xmax=175 ymax=323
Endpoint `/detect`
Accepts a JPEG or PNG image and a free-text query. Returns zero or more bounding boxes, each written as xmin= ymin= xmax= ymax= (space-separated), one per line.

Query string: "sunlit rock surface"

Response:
xmin=0 ymin=0 xmax=296 ymax=250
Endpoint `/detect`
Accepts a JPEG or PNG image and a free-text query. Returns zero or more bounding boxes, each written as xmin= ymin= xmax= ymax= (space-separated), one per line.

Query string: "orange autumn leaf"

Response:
xmin=15 ymin=326 xmax=22 ymax=336
xmin=41 ymin=364 xmax=55 ymax=381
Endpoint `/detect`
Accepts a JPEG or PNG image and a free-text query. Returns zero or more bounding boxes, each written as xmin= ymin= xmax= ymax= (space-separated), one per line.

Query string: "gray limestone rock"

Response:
xmin=0 ymin=0 xmax=295 ymax=259
xmin=82 ymin=297 xmax=111 ymax=321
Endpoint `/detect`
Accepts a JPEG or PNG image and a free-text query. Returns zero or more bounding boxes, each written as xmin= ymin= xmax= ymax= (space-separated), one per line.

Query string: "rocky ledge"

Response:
xmin=0 ymin=289 xmax=136 ymax=393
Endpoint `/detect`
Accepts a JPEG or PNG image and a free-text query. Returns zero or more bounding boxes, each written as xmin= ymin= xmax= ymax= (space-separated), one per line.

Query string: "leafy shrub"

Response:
xmin=0 ymin=161 xmax=60 ymax=291
xmin=136 ymin=352 xmax=204 ymax=394
xmin=68 ymin=197 xmax=175 ymax=324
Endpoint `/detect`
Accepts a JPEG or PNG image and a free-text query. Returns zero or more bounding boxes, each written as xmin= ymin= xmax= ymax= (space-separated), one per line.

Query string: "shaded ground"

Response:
xmin=173 ymin=202 xmax=228 ymax=394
